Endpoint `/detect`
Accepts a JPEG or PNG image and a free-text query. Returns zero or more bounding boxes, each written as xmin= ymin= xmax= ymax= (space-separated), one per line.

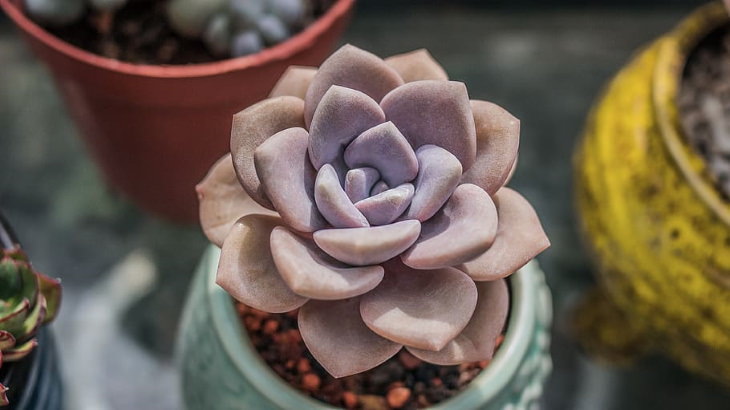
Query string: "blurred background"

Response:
xmin=1 ymin=0 xmax=729 ymax=409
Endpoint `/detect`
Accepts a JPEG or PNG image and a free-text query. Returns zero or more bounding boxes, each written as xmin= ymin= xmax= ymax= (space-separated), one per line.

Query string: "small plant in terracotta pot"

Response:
xmin=0 ymin=213 xmax=62 ymax=408
xmin=0 ymin=0 xmax=354 ymax=222
xmin=189 ymin=44 xmax=551 ymax=408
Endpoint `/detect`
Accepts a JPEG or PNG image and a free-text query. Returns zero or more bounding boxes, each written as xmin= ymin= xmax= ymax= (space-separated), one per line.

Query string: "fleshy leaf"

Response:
xmin=381 ymin=81 xmax=476 ymax=170
xmin=37 ymin=273 xmax=61 ymax=324
xmin=385 ymin=49 xmax=448 ymax=83
xmin=408 ymin=279 xmax=508 ymax=365
xmin=355 ymin=183 xmax=414 ymax=226
xmin=460 ymin=100 xmax=520 ymax=195
xmin=402 ymin=184 xmax=497 ymax=269
xmin=255 ymin=127 xmax=327 ymax=233
xmin=216 ymin=215 xmax=308 ymax=313
xmin=231 ymin=96 xmax=306 ymax=209
xmin=308 ymin=86 xmax=386 ymax=170
xmin=197 ymin=153 xmax=277 ymax=247
xmin=0 ymin=299 xmax=31 ymax=337
xmin=299 ymin=298 xmax=402 ymax=378
xmin=459 ymin=188 xmax=550 ymax=281
xmin=0 ymin=330 xmax=15 ymax=350
xmin=0 ymin=382 xmax=7 ymax=406
xmin=314 ymin=164 xmax=369 ymax=228
xmin=270 ymin=227 xmax=384 ymax=299
xmin=2 ymin=338 xmax=37 ymax=362
xmin=304 ymin=44 xmax=404 ymax=127
xmin=345 ymin=167 xmax=380 ymax=203
xmin=360 ymin=260 xmax=477 ymax=351
xmin=269 ymin=66 xmax=317 ymax=99
xmin=371 ymin=181 xmax=389 ymax=196
xmin=406 ymin=145 xmax=463 ymax=221
xmin=313 ymin=220 xmax=421 ymax=266
xmin=344 ymin=122 xmax=419 ymax=187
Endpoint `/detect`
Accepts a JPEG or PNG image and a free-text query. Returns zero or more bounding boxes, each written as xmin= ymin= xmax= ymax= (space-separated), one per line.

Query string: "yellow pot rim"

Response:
xmin=653 ymin=1 xmax=730 ymax=226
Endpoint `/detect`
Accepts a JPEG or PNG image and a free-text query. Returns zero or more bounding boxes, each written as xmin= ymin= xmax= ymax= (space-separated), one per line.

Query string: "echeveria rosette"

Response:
xmin=196 ymin=45 xmax=550 ymax=378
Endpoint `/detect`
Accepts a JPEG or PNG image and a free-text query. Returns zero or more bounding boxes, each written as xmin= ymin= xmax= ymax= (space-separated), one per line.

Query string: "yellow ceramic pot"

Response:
xmin=575 ymin=1 xmax=730 ymax=386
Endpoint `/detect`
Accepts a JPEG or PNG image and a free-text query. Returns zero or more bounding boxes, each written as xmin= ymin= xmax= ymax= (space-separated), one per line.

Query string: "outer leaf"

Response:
xmin=2 ymin=338 xmax=38 ymax=362
xmin=0 ymin=330 xmax=15 ymax=351
xmin=37 ymin=273 xmax=61 ymax=324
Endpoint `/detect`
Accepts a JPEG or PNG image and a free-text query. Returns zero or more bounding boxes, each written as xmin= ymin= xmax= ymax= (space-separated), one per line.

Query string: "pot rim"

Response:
xmin=200 ymin=245 xmax=542 ymax=409
xmin=653 ymin=0 xmax=730 ymax=226
xmin=0 ymin=0 xmax=355 ymax=79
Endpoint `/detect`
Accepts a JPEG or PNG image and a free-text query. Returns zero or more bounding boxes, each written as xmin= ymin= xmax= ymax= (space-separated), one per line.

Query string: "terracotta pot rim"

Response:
xmin=0 ymin=0 xmax=355 ymax=79
xmin=653 ymin=1 xmax=730 ymax=226
xmin=199 ymin=245 xmax=546 ymax=409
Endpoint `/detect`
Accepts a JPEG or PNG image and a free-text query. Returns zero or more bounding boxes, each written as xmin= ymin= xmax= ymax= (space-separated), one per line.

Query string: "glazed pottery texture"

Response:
xmin=575 ymin=2 xmax=730 ymax=386
xmin=0 ymin=0 xmax=354 ymax=222
xmin=176 ymin=246 xmax=552 ymax=410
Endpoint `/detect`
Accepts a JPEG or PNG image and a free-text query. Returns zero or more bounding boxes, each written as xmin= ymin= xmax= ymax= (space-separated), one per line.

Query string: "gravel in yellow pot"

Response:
xmin=574 ymin=1 xmax=730 ymax=387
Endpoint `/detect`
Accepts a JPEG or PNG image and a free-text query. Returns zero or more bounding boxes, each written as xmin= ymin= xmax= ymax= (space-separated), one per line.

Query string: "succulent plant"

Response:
xmin=197 ymin=45 xmax=550 ymax=377
xmin=0 ymin=240 xmax=61 ymax=406
xmin=25 ymin=0 xmax=308 ymax=57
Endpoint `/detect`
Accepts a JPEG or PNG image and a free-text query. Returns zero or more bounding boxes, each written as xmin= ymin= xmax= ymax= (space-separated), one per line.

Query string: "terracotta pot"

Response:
xmin=0 ymin=0 xmax=355 ymax=222
xmin=574 ymin=2 xmax=730 ymax=386
xmin=175 ymin=246 xmax=553 ymax=409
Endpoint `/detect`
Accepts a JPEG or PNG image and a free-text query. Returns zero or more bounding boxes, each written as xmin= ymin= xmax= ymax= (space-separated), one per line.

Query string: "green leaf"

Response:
xmin=0 ymin=299 xmax=30 ymax=335
xmin=2 ymin=338 xmax=37 ymax=362
xmin=37 ymin=273 xmax=61 ymax=324
xmin=0 ymin=330 xmax=15 ymax=350
xmin=0 ymin=258 xmax=21 ymax=301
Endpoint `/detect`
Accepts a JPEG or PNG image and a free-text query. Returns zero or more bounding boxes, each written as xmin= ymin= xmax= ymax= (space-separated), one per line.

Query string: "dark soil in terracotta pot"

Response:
xmin=679 ymin=23 xmax=730 ymax=199
xmin=237 ymin=303 xmax=502 ymax=410
xmin=44 ymin=0 xmax=336 ymax=65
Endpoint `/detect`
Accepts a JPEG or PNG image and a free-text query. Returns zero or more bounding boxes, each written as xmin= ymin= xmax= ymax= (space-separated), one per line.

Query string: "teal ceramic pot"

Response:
xmin=176 ymin=246 xmax=552 ymax=409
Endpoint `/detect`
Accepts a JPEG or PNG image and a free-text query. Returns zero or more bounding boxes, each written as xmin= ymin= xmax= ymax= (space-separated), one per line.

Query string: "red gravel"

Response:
xmin=237 ymin=302 xmax=497 ymax=409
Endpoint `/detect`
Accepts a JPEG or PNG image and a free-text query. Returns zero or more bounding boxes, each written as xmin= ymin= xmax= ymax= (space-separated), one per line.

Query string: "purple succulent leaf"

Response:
xmin=345 ymin=167 xmax=380 ymax=203
xmin=299 ymin=298 xmax=402 ymax=378
xmin=304 ymin=44 xmax=404 ymax=127
xmin=360 ymin=259 xmax=478 ymax=351
xmin=255 ymin=127 xmax=328 ymax=233
xmin=370 ymin=181 xmax=389 ymax=196
xmin=402 ymin=184 xmax=497 ymax=269
xmin=384 ymin=49 xmax=449 ymax=83
xmin=269 ymin=66 xmax=317 ymax=99
xmin=381 ymin=80 xmax=477 ymax=170
xmin=197 ymin=154 xmax=277 ymax=247
xmin=231 ymin=96 xmax=306 ymax=209
xmin=459 ymin=188 xmax=550 ymax=281
xmin=217 ymin=215 xmax=308 ymax=313
xmin=343 ymin=122 xmax=418 ymax=187
xmin=0 ymin=330 xmax=15 ymax=351
xmin=314 ymin=164 xmax=370 ymax=229
xmin=308 ymin=86 xmax=386 ymax=170
xmin=461 ymin=100 xmax=520 ymax=195
xmin=408 ymin=279 xmax=508 ymax=365
xmin=406 ymin=145 xmax=463 ymax=222
xmin=313 ymin=220 xmax=421 ymax=266
xmin=354 ymin=183 xmax=414 ymax=226
xmin=270 ymin=227 xmax=384 ymax=300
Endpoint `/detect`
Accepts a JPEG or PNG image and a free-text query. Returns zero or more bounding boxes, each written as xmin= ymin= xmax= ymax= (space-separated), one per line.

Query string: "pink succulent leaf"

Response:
xmin=381 ymin=81 xmax=477 ymax=170
xmin=269 ymin=66 xmax=318 ymax=99
xmin=217 ymin=215 xmax=308 ymax=313
xmin=459 ymin=188 xmax=550 ymax=281
xmin=231 ymin=96 xmax=306 ymax=209
xmin=0 ymin=382 xmax=6 ymax=407
xmin=408 ymin=279 xmax=508 ymax=365
xmin=461 ymin=100 xmax=520 ymax=195
xmin=344 ymin=167 xmax=381 ymax=203
xmin=406 ymin=145 xmax=463 ymax=222
xmin=308 ymin=86 xmax=386 ymax=170
xmin=402 ymin=184 xmax=498 ymax=270
xmin=197 ymin=154 xmax=278 ymax=247
xmin=343 ymin=122 xmax=419 ymax=187
xmin=255 ymin=127 xmax=328 ymax=233
xmin=304 ymin=44 xmax=404 ymax=127
xmin=270 ymin=227 xmax=384 ymax=300
xmin=354 ymin=183 xmax=414 ymax=226
xmin=299 ymin=298 xmax=402 ymax=378
xmin=314 ymin=164 xmax=370 ymax=228
xmin=371 ymin=181 xmax=389 ymax=196
xmin=360 ymin=260 xmax=478 ymax=351
xmin=385 ymin=49 xmax=448 ymax=83
xmin=313 ymin=220 xmax=421 ymax=266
